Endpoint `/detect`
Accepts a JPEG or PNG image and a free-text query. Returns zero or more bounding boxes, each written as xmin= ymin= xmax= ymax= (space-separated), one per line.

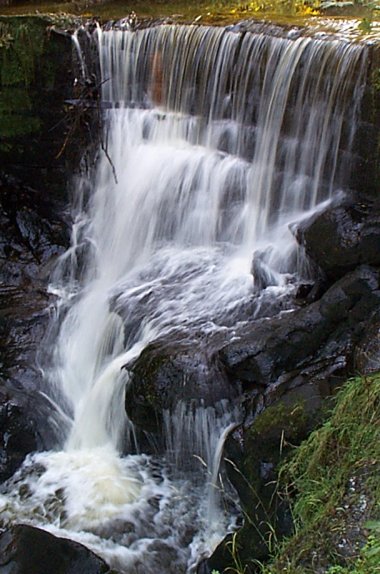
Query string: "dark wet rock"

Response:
xmin=240 ymin=386 xmax=322 ymax=507
xmin=294 ymin=281 xmax=314 ymax=300
xmin=351 ymin=47 xmax=380 ymax=199
xmin=125 ymin=337 xmax=236 ymax=434
xmin=0 ymin=387 xmax=38 ymax=483
xmin=0 ymin=180 xmax=65 ymax=481
xmin=295 ymin=200 xmax=380 ymax=282
xmin=0 ymin=216 xmax=64 ymax=472
xmin=224 ymin=381 xmax=325 ymax=503
xmin=0 ymin=383 xmax=58 ymax=482
xmin=0 ymin=524 xmax=111 ymax=574
xmin=251 ymin=248 xmax=280 ymax=292
xmin=0 ymin=17 xmax=76 ymax=478
xmin=220 ymin=265 xmax=380 ymax=403
xmin=126 ymin=266 xmax=380 ymax=438
xmin=0 ymin=16 xmax=75 ymax=197
xmin=0 ymin=176 xmax=68 ymax=389
xmin=354 ymin=309 xmax=380 ymax=374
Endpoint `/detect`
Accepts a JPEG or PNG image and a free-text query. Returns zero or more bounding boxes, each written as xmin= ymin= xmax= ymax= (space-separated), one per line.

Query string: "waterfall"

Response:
xmin=0 ymin=23 xmax=368 ymax=574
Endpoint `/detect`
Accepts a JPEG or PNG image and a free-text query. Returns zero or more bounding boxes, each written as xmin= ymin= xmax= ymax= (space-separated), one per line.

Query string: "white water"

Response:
xmin=0 ymin=24 xmax=368 ymax=573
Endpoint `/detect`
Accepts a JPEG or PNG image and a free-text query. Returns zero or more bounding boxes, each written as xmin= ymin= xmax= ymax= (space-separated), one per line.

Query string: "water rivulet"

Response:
xmin=0 ymin=23 xmax=369 ymax=573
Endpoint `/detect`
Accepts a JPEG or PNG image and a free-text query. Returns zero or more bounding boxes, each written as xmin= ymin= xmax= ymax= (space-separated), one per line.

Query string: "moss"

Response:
xmin=212 ymin=398 xmax=315 ymax=572
xmin=0 ymin=22 xmax=13 ymax=49
xmin=249 ymin=401 xmax=309 ymax=445
xmin=372 ymin=67 xmax=380 ymax=93
xmin=243 ymin=394 xmax=318 ymax=493
xmin=0 ymin=17 xmax=47 ymax=141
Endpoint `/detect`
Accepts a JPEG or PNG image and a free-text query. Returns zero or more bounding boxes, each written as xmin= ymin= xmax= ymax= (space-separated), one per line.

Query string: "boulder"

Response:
xmin=0 ymin=524 xmax=111 ymax=574
xmin=126 ymin=265 xmax=380 ymax=437
xmin=251 ymin=247 xmax=282 ymax=292
xmin=295 ymin=200 xmax=380 ymax=282
xmin=125 ymin=336 xmax=236 ymax=434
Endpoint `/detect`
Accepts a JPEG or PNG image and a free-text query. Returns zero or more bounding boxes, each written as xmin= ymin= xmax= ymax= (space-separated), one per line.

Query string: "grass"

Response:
xmin=264 ymin=374 xmax=380 ymax=573
xmin=216 ymin=374 xmax=380 ymax=574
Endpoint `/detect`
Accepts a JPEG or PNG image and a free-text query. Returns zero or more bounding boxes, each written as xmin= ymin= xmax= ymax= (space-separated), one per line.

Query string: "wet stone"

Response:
xmin=296 ymin=199 xmax=380 ymax=282
xmin=0 ymin=524 xmax=111 ymax=574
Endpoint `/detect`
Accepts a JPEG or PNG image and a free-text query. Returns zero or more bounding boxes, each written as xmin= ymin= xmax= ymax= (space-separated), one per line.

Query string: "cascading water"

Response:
xmin=0 ymin=22 xmax=368 ymax=573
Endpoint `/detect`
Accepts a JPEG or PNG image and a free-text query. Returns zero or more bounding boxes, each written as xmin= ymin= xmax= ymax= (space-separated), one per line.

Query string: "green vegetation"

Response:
xmin=0 ymin=18 xmax=44 ymax=142
xmin=0 ymin=15 xmax=73 ymax=163
xmin=218 ymin=374 xmax=380 ymax=573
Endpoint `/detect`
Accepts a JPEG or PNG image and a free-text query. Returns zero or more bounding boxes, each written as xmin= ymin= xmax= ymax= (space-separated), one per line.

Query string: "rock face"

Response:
xmin=0 ymin=525 xmax=111 ymax=574
xmin=351 ymin=46 xmax=380 ymax=199
xmin=201 ymin=384 xmax=325 ymax=574
xmin=204 ymin=200 xmax=380 ymax=573
xmin=354 ymin=309 xmax=380 ymax=374
xmin=0 ymin=386 xmax=41 ymax=482
xmin=0 ymin=17 xmax=74 ymax=478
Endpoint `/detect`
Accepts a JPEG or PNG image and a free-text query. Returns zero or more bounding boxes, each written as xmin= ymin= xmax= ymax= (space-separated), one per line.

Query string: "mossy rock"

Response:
xmin=125 ymin=336 xmax=234 ymax=435
xmin=0 ymin=17 xmax=51 ymax=141
xmin=242 ymin=383 xmax=324 ymax=498
xmin=0 ymin=15 xmax=76 ymax=197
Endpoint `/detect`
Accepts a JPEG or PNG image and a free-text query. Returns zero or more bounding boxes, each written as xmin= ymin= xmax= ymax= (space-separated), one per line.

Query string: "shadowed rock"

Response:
xmin=220 ymin=265 xmax=380 ymax=401
xmin=0 ymin=525 xmax=111 ymax=574
xmin=354 ymin=309 xmax=380 ymax=374
xmin=296 ymin=200 xmax=380 ymax=282
xmin=125 ymin=336 xmax=235 ymax=434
